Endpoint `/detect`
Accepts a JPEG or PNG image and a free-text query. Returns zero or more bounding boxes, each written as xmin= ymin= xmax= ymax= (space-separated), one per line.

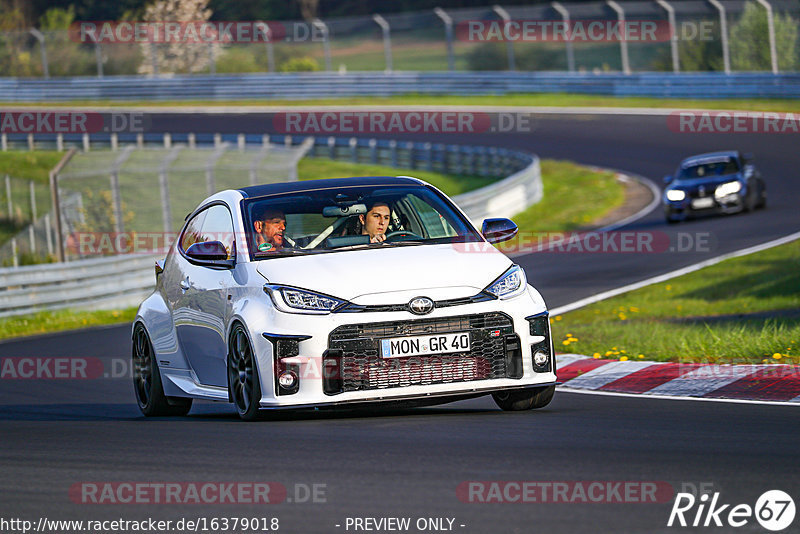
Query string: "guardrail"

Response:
xmin=1 ymin=72 xmax=800 ymax=102
xmin=0 ymin=134 xmax=540 ymax=317
xmin=0 ymin=254 xmax=157 ymax=318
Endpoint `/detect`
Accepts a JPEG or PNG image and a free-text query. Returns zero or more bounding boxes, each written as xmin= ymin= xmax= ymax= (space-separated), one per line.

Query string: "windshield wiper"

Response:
xmin=382 ymin=240 xmax=426 ymax=247
xmin=329 ymin=241 xmax=392 ymax=251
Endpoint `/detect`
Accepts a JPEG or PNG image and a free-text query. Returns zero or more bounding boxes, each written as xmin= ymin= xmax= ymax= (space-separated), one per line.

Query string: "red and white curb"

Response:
xmin=556 ymin=354 xmax=800 ymax=404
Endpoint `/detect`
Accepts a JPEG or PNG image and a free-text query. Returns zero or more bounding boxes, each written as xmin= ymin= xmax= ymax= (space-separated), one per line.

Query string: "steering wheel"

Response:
xmin=384 ymin=230 xmax=423 ymax=242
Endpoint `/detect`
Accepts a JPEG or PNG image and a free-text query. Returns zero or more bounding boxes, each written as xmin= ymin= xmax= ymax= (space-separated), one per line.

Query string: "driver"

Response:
xmin=359 ymin=201 xmax=391 ymax=243
xmin=253 ymin=208 xmax=288 ymax=252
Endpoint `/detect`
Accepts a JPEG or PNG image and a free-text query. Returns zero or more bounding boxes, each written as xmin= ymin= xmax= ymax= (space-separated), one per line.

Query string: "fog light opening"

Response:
xmin=533 ymin=351 xmax=549 ymax=367
xmin=278 ymin=370 xmax=298 ymax=390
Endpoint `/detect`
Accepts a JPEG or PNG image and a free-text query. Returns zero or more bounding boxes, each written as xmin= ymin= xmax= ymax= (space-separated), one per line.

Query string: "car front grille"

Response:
xmin=323 ymin=313 xmax=518 ymax=395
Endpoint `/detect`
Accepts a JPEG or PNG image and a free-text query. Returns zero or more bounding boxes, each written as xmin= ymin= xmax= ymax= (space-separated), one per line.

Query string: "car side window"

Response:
xmin=180 ymin=210 xmax=207 ymax=252
xmin=199 ymin=205 xmax=235 ymax=259
xmin=405 ymin=194 xmax=457 ymax=239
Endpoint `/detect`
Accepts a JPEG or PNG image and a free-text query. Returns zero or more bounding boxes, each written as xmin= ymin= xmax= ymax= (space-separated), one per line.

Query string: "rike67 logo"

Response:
xmin=668 ymin=490 xmax=795 ymax=531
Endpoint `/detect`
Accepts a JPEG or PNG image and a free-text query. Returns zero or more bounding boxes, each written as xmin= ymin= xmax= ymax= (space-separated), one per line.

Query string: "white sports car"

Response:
xmin=133 ymin=176 xmax=556 ymax=420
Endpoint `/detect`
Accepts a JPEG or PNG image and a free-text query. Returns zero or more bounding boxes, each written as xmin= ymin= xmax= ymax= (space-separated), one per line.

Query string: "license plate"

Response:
xmin=691 ymin=197 xmax=715 ymax=209
xmin=380 ymin=332 xmax=471 ymax=359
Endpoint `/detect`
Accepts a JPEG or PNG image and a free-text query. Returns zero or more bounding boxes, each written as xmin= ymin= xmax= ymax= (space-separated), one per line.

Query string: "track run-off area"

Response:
xmin=1 ymin=107 xmax=798 ymax=533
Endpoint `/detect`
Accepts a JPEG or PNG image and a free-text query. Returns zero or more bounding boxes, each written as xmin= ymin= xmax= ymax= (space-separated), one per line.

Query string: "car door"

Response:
xmin=174 ymin=204 xmax=236 ymax=388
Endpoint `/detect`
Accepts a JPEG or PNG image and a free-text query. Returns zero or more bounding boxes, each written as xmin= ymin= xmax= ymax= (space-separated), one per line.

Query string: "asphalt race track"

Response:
xmin=1 ymin=110 xmax=799 ymax=533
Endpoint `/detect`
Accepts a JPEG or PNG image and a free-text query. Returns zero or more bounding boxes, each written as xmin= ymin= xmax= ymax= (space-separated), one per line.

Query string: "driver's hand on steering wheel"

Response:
xmin=370 ymin=233 xmax=386 ymax=243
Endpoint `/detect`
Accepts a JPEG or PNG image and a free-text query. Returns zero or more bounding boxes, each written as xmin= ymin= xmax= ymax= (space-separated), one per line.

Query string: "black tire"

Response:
xmin=665 ymin=217 xmax=679 ymax=225
xmin=743 ymin=189 xmax=756 ymax=213
xmin=492 ymin=385 xmax=555 ymax=411
xmin=132 ymin=323 xmax=192 ymax=417
xmin=228 ymin=323 xmax=263 ymax=421
xmin=757 ymin=184 xmax=767 ymax=209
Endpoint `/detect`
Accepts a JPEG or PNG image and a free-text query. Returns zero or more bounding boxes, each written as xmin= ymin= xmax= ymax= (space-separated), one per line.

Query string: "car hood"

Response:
xmin=255 ymin=243 xmax=512 ymax=301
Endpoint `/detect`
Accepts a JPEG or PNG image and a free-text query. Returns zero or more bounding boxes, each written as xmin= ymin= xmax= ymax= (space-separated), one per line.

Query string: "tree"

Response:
xmin=0 ymin=6 xmax=35 ymax=76
xmin=653 ymin=34 xmax=724 ymax=72
xmin=138 ymin=0 xmax=221 ymax=75
xmin=730 ymin=1 xmax=798 ymax=71
xmin=296 ymin=0 xmax=319 ymax=21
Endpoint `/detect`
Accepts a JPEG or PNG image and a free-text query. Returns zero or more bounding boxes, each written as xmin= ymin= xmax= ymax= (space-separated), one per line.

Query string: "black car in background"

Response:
xmin=662 ymin=151 xmax=767 ymax=223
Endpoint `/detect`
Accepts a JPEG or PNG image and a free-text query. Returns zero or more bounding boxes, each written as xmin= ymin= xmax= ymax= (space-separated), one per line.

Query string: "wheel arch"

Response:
xmin=225 ymin=314 xmax=276 ymax=403
xmin=132 ymin=291 xmax=187 ymax=368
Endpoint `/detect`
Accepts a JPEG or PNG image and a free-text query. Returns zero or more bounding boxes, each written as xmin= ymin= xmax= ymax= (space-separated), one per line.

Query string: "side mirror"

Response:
xmin=663 ymin=175 xmax=673 ymax=185
xmin=185 ymin=241 xmax=234 ymax=268
xmin=482 ymin=218 xmax=518 ymax=244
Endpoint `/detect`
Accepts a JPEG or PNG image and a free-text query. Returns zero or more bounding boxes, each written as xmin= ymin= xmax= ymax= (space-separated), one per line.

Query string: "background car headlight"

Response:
xmin=715 ymin=181 xmax=742 ymax=198
xmin=265 ymin=285 xmax=347 ymax=313
xmin=485 ymin=265 xmax=526 ymax=299
xmin=666 ymin=189 xmax=686 ymax=202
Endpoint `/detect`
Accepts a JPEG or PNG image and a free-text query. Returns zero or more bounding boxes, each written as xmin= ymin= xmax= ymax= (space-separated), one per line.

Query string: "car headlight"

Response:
xmin=485 ymin=265 xmax=526 ymax=299
xmin=264 ymin=284 xmax=347 ymax=314
xmin=666 ymin=189 xmax=686 ymax=202
xmin=715 ymin=181 xmax=742 ymax=198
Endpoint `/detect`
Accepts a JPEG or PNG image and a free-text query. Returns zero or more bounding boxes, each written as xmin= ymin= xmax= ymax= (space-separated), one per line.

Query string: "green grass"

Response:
xmin=15 ymin=94 xmax=800 ymax=113
xmin=554 ymin=239 xmax=800 ymax=364
xmin=297 ymin=157 xmax=495 ymax=196
xmin=0 ymin=307 xmax=138 ymax=341
xmin=511 ymin=159 xmax=624 ymax=233
xmin=0 ymin=150 xmax=63 ymax=183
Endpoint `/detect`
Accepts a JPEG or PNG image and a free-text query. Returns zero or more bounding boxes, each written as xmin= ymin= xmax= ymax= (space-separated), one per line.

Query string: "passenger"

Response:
xmin=253 ymin=208 xmax=287 ymax=252
xmin=359 ymin=201 xmax=391 ymax=243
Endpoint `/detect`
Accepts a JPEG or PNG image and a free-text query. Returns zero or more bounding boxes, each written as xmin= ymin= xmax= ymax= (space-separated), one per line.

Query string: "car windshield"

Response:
xmin=242 ymin=183 xmax=482 ymax=259
xmin=677 ymin=157 xmax=739 ymax=181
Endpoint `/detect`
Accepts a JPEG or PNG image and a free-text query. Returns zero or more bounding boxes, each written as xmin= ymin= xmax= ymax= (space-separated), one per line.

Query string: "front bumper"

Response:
xmin=664 ymin=193 xmax=745 ymax=219
xmin=245 ymin=286 xmax=554 ymax=408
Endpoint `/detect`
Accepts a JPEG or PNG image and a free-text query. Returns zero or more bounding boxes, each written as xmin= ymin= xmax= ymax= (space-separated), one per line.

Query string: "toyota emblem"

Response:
xmin=408 ymin=296 xmax=434 ymax=315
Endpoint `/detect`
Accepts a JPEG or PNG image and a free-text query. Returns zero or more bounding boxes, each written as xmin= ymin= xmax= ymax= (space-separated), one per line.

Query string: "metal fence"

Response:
xmin=1 ymin=0 xmax=798 ymax=79
xmin=0 ymin=174 xmax=54 ymax=267
xmin=0 ymin=135 xmax=312 ymax=266
xmin=0 ymin=254 xmax=157 ymax=318
xmin=55 ymin=138 xmax=311 ymax=262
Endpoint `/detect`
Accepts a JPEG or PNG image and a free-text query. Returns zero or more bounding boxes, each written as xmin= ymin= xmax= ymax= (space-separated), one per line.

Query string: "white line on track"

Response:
xmin=550 ymin=230 xmax=800 ymax=317
xmin=558 ymin=387 xmax=800 ymax=407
